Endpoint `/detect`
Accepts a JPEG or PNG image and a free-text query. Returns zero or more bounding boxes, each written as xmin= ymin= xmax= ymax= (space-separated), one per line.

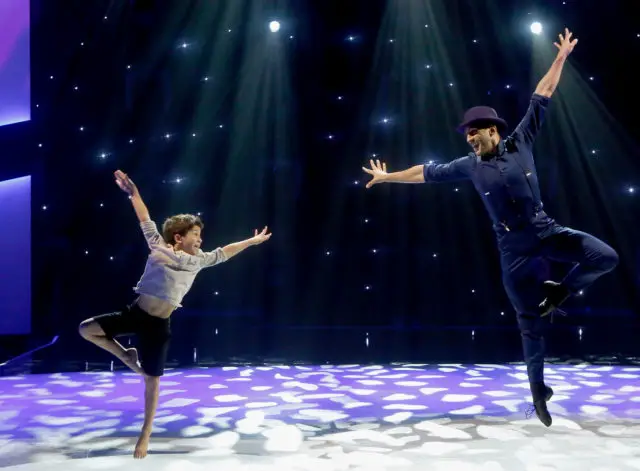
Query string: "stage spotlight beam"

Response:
xmin=531 ymin=22 xmax=542 ymax=35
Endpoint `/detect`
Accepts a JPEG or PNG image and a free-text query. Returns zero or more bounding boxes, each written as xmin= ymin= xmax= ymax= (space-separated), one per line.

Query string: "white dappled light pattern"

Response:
xmin=2 ymin=363 xmax=640 ymax=469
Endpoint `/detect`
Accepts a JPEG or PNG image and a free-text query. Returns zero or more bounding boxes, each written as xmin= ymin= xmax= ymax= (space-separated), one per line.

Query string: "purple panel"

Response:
xmin=0 ymin=176 xmax=31 ymax=334
xmin=0 ymin=0 xmax=30 ymax=127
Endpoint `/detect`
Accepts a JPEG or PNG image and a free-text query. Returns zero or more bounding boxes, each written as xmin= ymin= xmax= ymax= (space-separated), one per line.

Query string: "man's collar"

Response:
xmin=477 ymin=139 xmax=507 ymax=161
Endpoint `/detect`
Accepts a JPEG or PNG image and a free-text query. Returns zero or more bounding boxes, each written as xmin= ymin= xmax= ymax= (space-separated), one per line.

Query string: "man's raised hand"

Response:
xmin=362 ymin=159 xmax=388 ymax=189
xmin=554 ymin=28 xmax=578 ymax=57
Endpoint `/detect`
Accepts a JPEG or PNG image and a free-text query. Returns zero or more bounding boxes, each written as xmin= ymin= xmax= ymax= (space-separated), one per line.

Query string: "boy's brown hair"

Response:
xmin=162 ymin=214 xmax=203 ymax=245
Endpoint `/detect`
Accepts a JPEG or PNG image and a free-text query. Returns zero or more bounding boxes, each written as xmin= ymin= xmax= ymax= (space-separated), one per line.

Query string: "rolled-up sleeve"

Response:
xmin=423 ymin=156 xmax=473 ymax=183
xmin=200 ymin=247 xmax=228 ymax=268
xmin=513 ymin=94 xmax=551 ymax=147
xmin=140 ymin=220 xmax=165 ymax=249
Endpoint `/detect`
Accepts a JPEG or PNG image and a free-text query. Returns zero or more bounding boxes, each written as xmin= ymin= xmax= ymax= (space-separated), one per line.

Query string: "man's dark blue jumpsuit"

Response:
xmin=422 ymin=94 xmax=619 ymax=400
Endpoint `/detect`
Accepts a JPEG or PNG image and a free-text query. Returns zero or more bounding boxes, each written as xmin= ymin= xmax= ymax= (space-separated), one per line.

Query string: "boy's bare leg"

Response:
xmin=134 ymin=375 xmax=160 ymax=459
xmin=78 ymin=319 xmax=144 ymax=375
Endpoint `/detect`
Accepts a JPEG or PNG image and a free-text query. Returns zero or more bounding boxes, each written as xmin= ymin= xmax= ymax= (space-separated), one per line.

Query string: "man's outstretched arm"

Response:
xmin=514 ymin=28 xmax=577 ymax=146
xmin=363 ymin=160 xmax=425 ymax=187
xmin=534 ymin=28 xmax=578 ymax=98
xmin=363 ymin=158 xmax=472 ymax=188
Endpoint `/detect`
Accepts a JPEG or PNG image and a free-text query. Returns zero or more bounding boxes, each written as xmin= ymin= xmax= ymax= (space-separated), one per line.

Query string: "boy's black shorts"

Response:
xmin=93 ymin=302 xmax=171 ymax=377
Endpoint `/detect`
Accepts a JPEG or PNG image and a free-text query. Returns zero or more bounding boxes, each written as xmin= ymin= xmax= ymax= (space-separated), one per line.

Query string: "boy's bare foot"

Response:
xmin=123 ymin=348 xmax=144 ymax=375
xmin=133 ymin=432 xmax=150 ymax=459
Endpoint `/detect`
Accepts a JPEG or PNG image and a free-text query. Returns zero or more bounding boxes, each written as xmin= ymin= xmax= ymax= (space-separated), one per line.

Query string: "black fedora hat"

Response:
xmin=456 ymin=106 xmax=508 ymax=134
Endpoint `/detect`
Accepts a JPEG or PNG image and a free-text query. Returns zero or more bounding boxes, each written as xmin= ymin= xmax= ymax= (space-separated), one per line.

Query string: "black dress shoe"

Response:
xmin=533 ymin=398 xmax=552 ymax=426
xmin=544 ymin=385 xmax=554 ymax=401
xmin=526 ymin=385 xmax=554 ymax=426
xmin=539 ymin=281 xmax=570 ymax=319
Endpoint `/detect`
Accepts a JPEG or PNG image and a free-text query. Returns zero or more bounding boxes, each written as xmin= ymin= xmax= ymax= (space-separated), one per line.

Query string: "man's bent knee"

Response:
xmin=601 ymin=246 xmax=619 ymax=273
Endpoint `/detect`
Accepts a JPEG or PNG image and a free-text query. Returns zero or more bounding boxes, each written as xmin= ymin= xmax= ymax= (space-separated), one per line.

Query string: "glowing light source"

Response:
xmin=269 ymin=21 xmax=280 ymax=33
xmin=530 ymin=22 xmax=543 ymax=35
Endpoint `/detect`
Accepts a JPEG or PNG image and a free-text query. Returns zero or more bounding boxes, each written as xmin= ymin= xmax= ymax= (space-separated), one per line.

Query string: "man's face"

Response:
xmin=466 ymin=126 xmax=497 ymax=156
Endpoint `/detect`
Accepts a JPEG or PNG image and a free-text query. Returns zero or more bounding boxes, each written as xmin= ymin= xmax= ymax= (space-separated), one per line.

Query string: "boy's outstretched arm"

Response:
xmin=115 ymin=170 xmax=165 ymax=249
xmin=114 ymin=170 xmax=150 ymax=222
xmin=221 ymin=226 xmax=272 ymax=260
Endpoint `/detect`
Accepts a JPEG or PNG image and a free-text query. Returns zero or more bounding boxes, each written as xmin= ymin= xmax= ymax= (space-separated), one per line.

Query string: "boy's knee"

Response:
xmin=78 ymin=319 xmax=103 ymax=339
xmin=144 ymin=375 xmax=161 ymax=387
xmin=78 ymin=321 xmax=90 ymax=338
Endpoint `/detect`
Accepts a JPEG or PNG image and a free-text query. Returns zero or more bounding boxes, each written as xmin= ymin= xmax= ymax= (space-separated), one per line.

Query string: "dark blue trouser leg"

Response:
xmin=539 ymin=226 xmax=619 ymax=294
xmin=500 ymin=226 xmax=618 ymax=399
xmin=501 ymin=253 xmax=548 ymax=399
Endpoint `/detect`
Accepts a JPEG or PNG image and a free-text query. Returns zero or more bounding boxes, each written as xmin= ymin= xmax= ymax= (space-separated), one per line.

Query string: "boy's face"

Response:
xmin=175 ymin=226 xmax=202 ymax=255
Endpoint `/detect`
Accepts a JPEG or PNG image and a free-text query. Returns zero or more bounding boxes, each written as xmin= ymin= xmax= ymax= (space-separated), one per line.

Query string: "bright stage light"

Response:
xmin=530 ymin=22 xmax=542 ymax=35
xmin=269 ymin=21 xmax=280 ymax=33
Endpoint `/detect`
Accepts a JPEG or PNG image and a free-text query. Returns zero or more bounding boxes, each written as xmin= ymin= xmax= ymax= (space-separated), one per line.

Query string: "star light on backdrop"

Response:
xmin=11 ymin=0 xmax=639 ymax=366
xmin=307 ymin=0 xmax=637 ymax=327
xmin=526 ymin=18 xmax=639 ymax=297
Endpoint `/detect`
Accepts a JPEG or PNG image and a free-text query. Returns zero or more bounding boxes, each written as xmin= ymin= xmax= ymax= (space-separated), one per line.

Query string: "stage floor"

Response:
xmin=2 ymin=363 xmax=640 ymax=470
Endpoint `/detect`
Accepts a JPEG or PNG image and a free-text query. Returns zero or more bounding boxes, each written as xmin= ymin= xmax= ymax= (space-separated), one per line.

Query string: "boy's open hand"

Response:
xmin=251 ymin=226 xmax=272 ymax=245
xmin=114 ymin=170 xmax=138 ymax=196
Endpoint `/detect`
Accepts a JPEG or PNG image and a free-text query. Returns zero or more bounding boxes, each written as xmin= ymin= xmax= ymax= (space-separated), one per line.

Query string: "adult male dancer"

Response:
xmin=362 ymin=28 xmax=618 ymax=426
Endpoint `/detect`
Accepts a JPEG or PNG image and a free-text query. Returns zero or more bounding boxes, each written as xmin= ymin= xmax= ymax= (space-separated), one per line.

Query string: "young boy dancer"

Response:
xmin=79 ymin=169 xmax=271 ymax=458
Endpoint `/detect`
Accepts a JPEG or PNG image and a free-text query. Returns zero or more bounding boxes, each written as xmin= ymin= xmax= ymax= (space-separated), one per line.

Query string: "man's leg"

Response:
xmin=501 ymin=252 xmax=554 ymax=426
xmin=538 ymin=226 xmax=619 ymax=315
xmin=78 ymin=315 xmax=143 ymax=375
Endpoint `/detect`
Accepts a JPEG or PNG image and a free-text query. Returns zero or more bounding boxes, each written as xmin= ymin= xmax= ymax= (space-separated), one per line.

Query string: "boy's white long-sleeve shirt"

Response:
xmin=133 ymin=220 xmax=227 ymax=307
